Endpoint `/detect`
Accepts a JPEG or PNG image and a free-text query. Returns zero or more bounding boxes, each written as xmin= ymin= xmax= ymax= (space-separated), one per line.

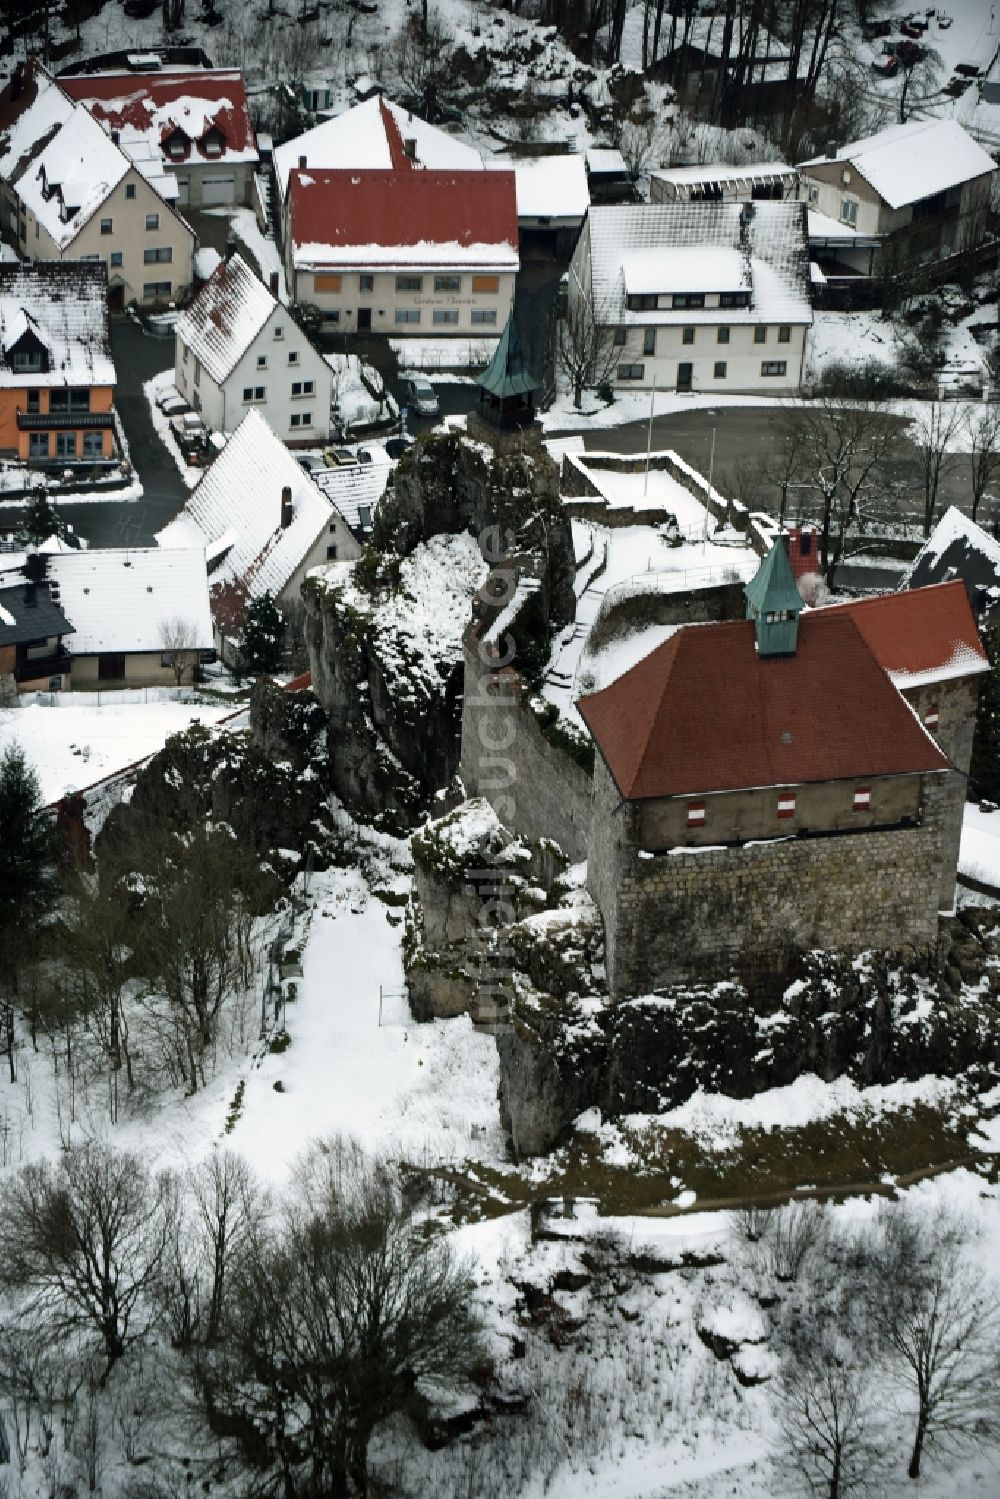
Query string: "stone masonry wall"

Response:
xmin=589 ymin=752 xmax=946 ymax=996
xmin=460 ymin=633 xmax=593 ymax=863
xmin=901 ymin=675 xmax=980 ymax=913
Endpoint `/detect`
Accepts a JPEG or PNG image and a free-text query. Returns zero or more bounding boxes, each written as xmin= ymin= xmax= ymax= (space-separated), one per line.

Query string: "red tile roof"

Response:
xmin=578 ymin=611 xmax=950 ymax=801
xmin=288 ymin=167 xmax=518 ymax=263
xmin=60 ymin=69 xmax=256 ymax=162
xmin=832 ymin=579 xmax=988 ymax=684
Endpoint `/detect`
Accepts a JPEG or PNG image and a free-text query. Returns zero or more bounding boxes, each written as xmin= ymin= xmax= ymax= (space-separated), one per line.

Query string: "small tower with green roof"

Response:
xmin=468 ymin=311 xmax=541 ymax=454
xmin=744 ymin=535 xmax=804 ymax=656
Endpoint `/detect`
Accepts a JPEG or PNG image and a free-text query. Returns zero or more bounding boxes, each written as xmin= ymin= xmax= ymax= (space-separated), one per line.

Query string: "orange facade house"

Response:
xmin=0 ymin=262 xmax=116 ymax=467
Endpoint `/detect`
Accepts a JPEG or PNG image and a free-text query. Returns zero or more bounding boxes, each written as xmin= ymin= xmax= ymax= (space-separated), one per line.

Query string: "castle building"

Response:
xmin=578 ymin=541 xmax=989 ymax=997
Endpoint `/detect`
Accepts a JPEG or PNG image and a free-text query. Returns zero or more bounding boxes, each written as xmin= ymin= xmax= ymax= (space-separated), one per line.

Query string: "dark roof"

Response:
xmin=577 ymin=609 xmax=949 ymax=801
xmin=478 ymin=313 xmax=538 ymax=400
xmin=834 ymin=579 xmax=989 ymax=685
xmin=60 ymin=69 xmax=257 ymax=163
xmin=0 ymin=581 xmax=74 ymax=647
xmin=901 ymin=506 xmax=1000 ymax=613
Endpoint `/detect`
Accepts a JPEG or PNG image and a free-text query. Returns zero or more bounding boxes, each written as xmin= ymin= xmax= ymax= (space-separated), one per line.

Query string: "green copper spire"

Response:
xmin=477 ymin=312 xmax=538 ymax=400
xmin=744 ymin=535 xmax=803 ymax=656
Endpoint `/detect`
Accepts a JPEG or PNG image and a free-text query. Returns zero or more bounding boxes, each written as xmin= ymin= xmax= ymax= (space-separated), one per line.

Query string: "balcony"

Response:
xmin=14 ymin=649 xmax=72 ymax=684
xmin=16 ymin=410 xmax=114 ymax=431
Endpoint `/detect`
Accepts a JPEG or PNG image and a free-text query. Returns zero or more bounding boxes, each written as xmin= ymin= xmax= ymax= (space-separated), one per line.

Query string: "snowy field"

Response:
xmin=0 ymin=697 xmax=236 ymax=804
xmin=961 ymin=802 xmax=1000 ymax=889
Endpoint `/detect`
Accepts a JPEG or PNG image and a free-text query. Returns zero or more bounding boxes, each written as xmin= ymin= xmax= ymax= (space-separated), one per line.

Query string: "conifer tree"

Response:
xmin=241 ymin=591 xmax=283 ymax=675
xmin=0 ymin=745 xmax=59 ymax=1081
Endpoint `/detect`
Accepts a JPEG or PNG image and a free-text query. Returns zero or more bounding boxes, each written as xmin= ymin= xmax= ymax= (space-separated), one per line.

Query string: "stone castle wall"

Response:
xmin=459 ymin=633 xmax=593 ymax=863
xmin=900 ymin=674 xmax=980 ymax=912
xmin=590 ymin=752 xmax=947 ymax=996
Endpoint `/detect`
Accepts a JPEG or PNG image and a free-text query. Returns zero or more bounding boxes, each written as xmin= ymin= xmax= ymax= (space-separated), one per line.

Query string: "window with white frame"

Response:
xmin=143 ymin=247 xmax=172 ymax=264
xmin=761 ymin=360 xmax=787 ymax=377
xmin=433 ymin=309 xmax=459 ymax=325
xmin=714 ymin=360 xmax=727 ymax=378
xmin=396 ymin=275 xmax=423 ymax=292
xmin=142 ymin=281 xmax=171 ymax=300
xmin=274 ymin=324 xmax=284 ymax=339
xmin=617 ymin=363 xmax=644 ymax=381
xmin=257 ymin=354 xmax=267 ymax=369
xmin=145 ymin=212 xmax=159 ymax=230
xmin=288 ymin=350 xmax=299 ymax=365
xmin=471 ymin=309 xmax=497 ymax=325
xmin=242 ymin=385 xmax=266 ymax=402
xmin=290 ymin=412 xmax=313 ymax=427
xmin=291 ymin=380 xmax=315 ymax=397
xmin=395 ymin=309 xmax=420 ymax=324
xmin=841 ymin=198 xmax=858 ymax=226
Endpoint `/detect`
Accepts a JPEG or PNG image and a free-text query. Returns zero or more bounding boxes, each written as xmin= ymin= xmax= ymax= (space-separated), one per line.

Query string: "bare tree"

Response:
xmin=0 ymin=1143 xmax=171 ymax=1381
xmin=871 ymin=1205 xmax=1000 ymax=1480
xmin=969 ymin=403 xmax=1000 ymax=524
xmin=775 ymin=1335 xmax=883 ymax=1498
xmin=898 ymin=46 xmax=943 ymax=124
xmin=158 ymin=617 xmax=199 ymax=687
xmin=198 ymin=1137 xmax=487 ymax=1497
xmin=911 ymin=400 xmax=965 ymax=536
xmin=391 ymin=10 xmax=453 ymax=121
xmin=614 ymin=112 xmax=671 ymax=181
xmin=54 ymin=878 xmax=137 ymax=1114
xmin=557 ymin=295 xmax=622 ymax=409
xmin=799 ymin=398 xmax=899 ymax=585
xmin=764 ymin=406 xmax=811 ymax=527
xmin=192 ymin=1151 xmax=259 ymax=1347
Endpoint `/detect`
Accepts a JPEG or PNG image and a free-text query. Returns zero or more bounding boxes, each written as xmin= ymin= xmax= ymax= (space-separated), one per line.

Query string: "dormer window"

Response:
xmin=673 ymin=293 xmax=705 ymax=309
xmin=166 ymin=130 xmax=188 ymax=161
xmin=719 ymin=291 xmax=750 ymax=308
xmin=626 ymin=294 xmax=658 ymax=312
xmin=403 ymin=137 xmax=417 ymax=159
xmin=202 ymin=129 xmax=224 ymax=158
xmin=11 ymin=349 xmax=43 ymax=372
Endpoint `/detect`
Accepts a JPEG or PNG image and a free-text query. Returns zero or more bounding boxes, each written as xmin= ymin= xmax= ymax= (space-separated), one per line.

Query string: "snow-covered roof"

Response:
xmin=623 ymin=246 xmax=746 ymax=296
xmin=586 ymin=147 xmax=627 ymax=176
xmin=313 ymin=462 xmax=391 ymax=538
xmin=174 ymin=253 xmax=276 ymax=385
xmin=800 ymin=119 xmax=996 ymax=212
xmin=156 ymin=409 xmax=338 ymax=603
xmin=0 ymin=262 xmax=115 ymax=390
xmin=16 ymin=103 xmax=130 ymax=250
xmin=585 ymin=201 xmax=812 ymax=327
xmin=651 ymin=160 xmax=796 ymax=191
xmin=275 ymin=95 xmax=483 ymax=198
xmin=491 ymin=153 xmax=589 ymax=222
xmin=61 ymin=69 xmax=258 ymax=170
xmin=0 ymin=65 xmax=73 ymax=182
xmin=902 ymin=505 xmax=1000 ymax=610
xmin=45 ymin=547 xmax=212 ymax=655
xmin=289 ymin=168 xmax=519 ymax=271
xmin=115 ymin=123 xmax=179 ymax=199
xmin=807 ymin=207 xmax=859 ymax=239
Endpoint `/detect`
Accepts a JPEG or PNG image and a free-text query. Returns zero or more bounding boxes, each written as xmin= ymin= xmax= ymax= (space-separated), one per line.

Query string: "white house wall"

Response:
xmin=611 ymin=321 xmax=807 ymax=394
xmin=285 ymin=264 xmax=516 ymax=338
xmin=175 ymin=302 xmax=334 ymax=443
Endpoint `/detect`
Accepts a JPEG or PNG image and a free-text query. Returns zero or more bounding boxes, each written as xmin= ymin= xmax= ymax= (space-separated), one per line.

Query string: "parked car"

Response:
xmin=322 ymin=447 xmax=359 ymax=468
xmin=156 ymin=386 xmax=190 ymax=418
xmin=384 ymin=436 xmax=415 ymax=461
xmin=404 ymin=377 xmax=441 ymax=417
xmin=872 ymin=52 xmax=898 ymax=75
xmin=900 ymin=19 xmax=923 ymax=37
xmin=905 ymin=11 xmax=928 ymax=28
xmin=937 ymin=12 xmax=953 ymax=26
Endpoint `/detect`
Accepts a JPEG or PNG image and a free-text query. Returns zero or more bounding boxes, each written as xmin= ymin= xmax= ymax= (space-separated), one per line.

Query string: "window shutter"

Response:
xmin=687 ymin=800 xmax=706 ymax=826
xmin=853 ymin=786 xmax=871 ymax=811
xmin=776 ymin=792 xmax=796 ymax=819
xmin=924 ymin=704 xmax=940 ymax=731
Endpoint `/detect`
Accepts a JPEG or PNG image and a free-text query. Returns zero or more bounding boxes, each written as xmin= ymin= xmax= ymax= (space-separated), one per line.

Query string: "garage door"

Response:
xmin=174 ymin=176 xmax=189 ymax=206
xmin=202 ymin=174 xmax=235 ymax=206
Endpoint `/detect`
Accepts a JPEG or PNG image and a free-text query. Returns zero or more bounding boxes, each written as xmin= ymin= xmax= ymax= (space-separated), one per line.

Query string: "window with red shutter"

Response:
xmin=777 ymin=791 xmax=796 ymax=819
xmin=853 ymin=785 xmax=871 ymax=812
xmin=687 ymin=800 xmax=706 ymax=826
xmin=924 ymin=704 xmax=940 ymax=731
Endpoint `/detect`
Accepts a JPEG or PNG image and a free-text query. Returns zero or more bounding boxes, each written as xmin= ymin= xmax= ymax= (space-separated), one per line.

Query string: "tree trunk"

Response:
xmin=908 ymin=1409 xmax=927 ymax=1479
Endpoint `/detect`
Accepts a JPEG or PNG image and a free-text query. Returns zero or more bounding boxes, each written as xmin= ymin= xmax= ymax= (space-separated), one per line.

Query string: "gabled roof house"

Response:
xmin=0 ymin=67 xmax=196 ymax=308
xmin=0 ymin=261 xmax=117 ymax=468
xmin=156 ymin=409 xmax=363 ymax=651
xmin=61 ymin=68 xmax=258 ymax=208
xmin=569 ymin=199 xmax=811 ymax=393
xmin=800 ymin=118 xmax=996 ymax=279
xmin=173 ymin=252 xmax=333 ymax=445
xmin=281 ymin=98 xmax=517 ymax=339
xmin=579 ymin=544 xmax=987 ymax=995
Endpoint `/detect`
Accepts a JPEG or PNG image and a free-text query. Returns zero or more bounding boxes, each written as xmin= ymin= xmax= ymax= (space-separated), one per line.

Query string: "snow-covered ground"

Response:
xmin=961 ymin=802 xmax=1000 ymax=888
xmin=392 ymin=336 xmax=499 ymax=373
xmin=805 ymin=306 xmax=988 ymax=391
xmin=0 ymin=697 xmax=236 ymax=804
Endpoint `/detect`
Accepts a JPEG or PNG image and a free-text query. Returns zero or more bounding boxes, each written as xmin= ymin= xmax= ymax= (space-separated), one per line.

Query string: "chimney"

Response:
xmin=269 ymin=271 xmax=280 ymax=297
xmin=111 ymin=128 xmax=120 ymax=146
xmin=280 ymin=485 xmax=293 ymax=529
xmin=298 ymin=154 xmax=307 ymax=169
xmin=224 ymin=237 xmax=236 ymax=261
xmin=403 ymin=137 xmax=417 ymax=160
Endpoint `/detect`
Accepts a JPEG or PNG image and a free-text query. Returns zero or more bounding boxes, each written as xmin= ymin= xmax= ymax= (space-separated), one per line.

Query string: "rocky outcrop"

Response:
xmin=497 ymin=923 xmax=1000 ymax=1154
xmin=96 ymin=722 xmax=326 ymax=880
xmin=302 ymin=433 xmax=577 ymax=829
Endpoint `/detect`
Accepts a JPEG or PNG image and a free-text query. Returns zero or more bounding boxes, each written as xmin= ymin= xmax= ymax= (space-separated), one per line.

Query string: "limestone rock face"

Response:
xmin=96 ymin=722 xmax=325 ymax=879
